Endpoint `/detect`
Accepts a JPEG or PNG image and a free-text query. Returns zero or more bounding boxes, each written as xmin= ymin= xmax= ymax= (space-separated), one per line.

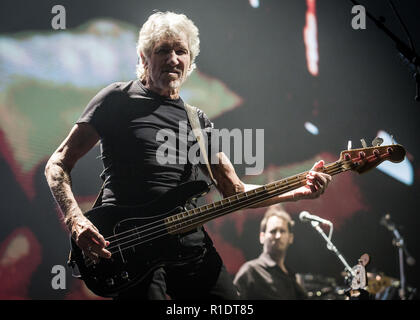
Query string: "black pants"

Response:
xmin=114 ymin=246 xmax=239 ymax=300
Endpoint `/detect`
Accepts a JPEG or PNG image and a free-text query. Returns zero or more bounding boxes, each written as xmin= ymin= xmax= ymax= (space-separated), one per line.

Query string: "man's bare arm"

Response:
xmin=45 ymin=123 xmax=111 ymax=261
xmin=200 ymin=152 xmax=331 ymax=208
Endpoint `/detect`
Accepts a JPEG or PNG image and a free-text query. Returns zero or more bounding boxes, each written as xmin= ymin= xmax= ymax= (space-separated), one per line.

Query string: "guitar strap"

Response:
xmin=184 ymin=103 xmax=218 ymax=187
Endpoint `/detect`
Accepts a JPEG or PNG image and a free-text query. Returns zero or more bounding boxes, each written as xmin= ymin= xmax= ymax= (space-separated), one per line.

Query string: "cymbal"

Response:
xmin=366 ymin=272 xmax=398 ymax=295
xmin=340 ymin=271 xmax=398 ymax=295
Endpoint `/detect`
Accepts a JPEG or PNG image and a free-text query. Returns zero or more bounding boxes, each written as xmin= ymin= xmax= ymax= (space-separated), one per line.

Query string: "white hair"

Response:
xmin=135 ymin=11 xmax=200 ymax=80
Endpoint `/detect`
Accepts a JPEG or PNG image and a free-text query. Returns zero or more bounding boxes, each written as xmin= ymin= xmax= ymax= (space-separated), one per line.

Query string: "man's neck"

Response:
xmin=143 ymin=80 xmax=180 ymax=100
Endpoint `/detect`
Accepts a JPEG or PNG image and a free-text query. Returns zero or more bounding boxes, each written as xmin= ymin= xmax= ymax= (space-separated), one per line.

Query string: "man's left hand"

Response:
xmin=293 ymin=160 xmax=332 ymax=201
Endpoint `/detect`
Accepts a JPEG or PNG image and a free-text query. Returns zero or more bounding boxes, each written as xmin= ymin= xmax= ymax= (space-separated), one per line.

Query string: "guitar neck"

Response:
xmin=165 ymin=159 xmax=353 ymax=234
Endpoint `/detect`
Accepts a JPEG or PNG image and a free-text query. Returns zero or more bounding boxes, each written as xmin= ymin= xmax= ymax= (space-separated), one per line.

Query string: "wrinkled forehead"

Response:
xmin=153 ymin=32 xmax=189 ymax=50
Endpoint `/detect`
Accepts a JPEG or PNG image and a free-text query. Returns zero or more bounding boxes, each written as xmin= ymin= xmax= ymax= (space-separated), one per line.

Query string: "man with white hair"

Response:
xmin=45 ymin=11 xmax=331 ymax=299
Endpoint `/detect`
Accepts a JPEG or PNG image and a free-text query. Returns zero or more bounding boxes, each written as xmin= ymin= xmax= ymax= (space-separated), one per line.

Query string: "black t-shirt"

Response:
xmin=77 ymin=80 xmax=216 ymax=206
xmin=77 ymin=80 xmax=218 ymax=248
xmin=233 ymin=253 xmax=307 ymax=300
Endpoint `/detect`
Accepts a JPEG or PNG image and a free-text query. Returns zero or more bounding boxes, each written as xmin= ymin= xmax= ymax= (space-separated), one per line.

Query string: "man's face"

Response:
xmin=143 ymin=33 xmax=191 ymax=92
xmin=260 ymin=216 xmax=293 ymax=254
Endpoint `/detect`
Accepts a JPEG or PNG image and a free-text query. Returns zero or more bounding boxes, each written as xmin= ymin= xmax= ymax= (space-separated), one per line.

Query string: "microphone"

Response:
xmin=299 ymin=211 xmax=332 ymax=226
xmin=380 ymin=213 xmax=395 ymax=231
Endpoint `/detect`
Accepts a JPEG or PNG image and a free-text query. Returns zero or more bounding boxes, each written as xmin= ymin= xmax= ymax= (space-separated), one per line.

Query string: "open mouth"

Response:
xmin=163 ymin=70 xmax=181 ymax=76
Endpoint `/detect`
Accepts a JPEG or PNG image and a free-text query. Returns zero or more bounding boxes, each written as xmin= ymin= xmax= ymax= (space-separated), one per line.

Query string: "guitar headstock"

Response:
xmin=339 ymin=144 xmax=406 ymax=174
xmin=358 ymin=253 xmax=370 ymax=267
xmin=350 ymin=253 xmax=370 ymax=291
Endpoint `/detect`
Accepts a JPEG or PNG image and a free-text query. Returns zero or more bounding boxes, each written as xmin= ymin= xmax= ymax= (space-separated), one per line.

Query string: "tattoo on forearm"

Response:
xmin=46 ymin=161 xmax=80 ymax=227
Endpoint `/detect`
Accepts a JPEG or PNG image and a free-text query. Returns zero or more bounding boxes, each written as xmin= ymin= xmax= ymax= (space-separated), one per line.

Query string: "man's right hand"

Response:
xmin=69 ymin=215 xmax=112 ymax=263
xmin=44 ymin=123 xmax=111 ymax=263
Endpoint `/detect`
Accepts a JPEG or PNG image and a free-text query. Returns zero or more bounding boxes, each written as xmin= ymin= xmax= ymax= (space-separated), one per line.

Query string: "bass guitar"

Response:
xmin=69 ymin=143 xmax=405 ymax=297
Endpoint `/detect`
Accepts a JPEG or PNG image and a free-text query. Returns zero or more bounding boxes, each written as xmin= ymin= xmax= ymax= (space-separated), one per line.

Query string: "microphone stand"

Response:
xmin=392 ymin=228 xmax=407 ymax=300
xmin=348 ymin=0 xmax=420 ymax=101
xmin=309 ymin=221 xmax=355 ymax=278
xmin=381 ymin=215 xmax=411 ymax=300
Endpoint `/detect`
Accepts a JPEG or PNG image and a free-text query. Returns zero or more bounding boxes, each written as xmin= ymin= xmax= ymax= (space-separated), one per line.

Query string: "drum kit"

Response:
xmin=297 ymin=273 xmax=347 ymax=300
xmin=366 ymin=272 xmax=402 ymax=300
xmin=298 ymin=271 xmax=417 ymax=300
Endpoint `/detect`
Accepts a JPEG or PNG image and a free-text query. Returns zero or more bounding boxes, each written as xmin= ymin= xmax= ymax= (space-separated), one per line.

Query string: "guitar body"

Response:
xmin=70 ymin=180 xmax=210 ymax=297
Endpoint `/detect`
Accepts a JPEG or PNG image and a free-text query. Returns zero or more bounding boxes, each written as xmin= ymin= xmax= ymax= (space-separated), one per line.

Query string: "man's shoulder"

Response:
xmin=237 ymin=255 xmax=276 ymax=276
xmin=233 ymin=257 xmax=264 ymax=286
xmin=92 ymin=81 xmax=125 ymax=99
xmin=236 ymin=257 xmax=262 ymax=274
xmin=93 ymin=80 xmax=142 ymax=104
xmin=103 ymin=80 xmax=136 ymax=94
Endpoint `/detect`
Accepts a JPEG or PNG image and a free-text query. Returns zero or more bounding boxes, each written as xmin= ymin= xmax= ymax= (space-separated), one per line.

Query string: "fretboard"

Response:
xmin=165 ymin=159 xmax=353 ymax=234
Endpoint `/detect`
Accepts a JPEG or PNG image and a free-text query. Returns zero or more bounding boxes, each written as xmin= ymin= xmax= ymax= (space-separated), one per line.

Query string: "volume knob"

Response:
xmin=106 ymin=278 xmax=115 ymax=287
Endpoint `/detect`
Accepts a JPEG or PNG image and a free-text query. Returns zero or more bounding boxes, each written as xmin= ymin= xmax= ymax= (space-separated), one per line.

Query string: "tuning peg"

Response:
xmin=347 ymin=140 xmax=352 ymax=150
xmin=371 ymin=137 xmax=384 ymax=147
xmin=360 ymin=139 xmax=367 ymax=148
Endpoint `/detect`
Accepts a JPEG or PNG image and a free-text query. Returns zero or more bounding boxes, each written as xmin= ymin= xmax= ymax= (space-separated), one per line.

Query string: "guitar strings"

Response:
xmin=103 ymin=159 xmax=347 ymax=245
xmin=107 ymin=166 xmax=346 ymax=256
xmin=85 ymin=164 xmax=347 ymax=267
xmin=104 ymin=161 xmax=347 ymax=252
xmin=102 ymin=176 xmax=304 ymax=243
xmin=103 ymin=160 xmax=342 ymax=249
xmin=104 ymin=161 xmax=350 ymax=255
xmin=105 ymin=179 xmax=306 ymax=255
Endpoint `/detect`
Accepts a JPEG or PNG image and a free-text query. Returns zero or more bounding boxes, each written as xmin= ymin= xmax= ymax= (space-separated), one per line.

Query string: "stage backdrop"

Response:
xmin=0 ymin=0 xmax=419 ymax=299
